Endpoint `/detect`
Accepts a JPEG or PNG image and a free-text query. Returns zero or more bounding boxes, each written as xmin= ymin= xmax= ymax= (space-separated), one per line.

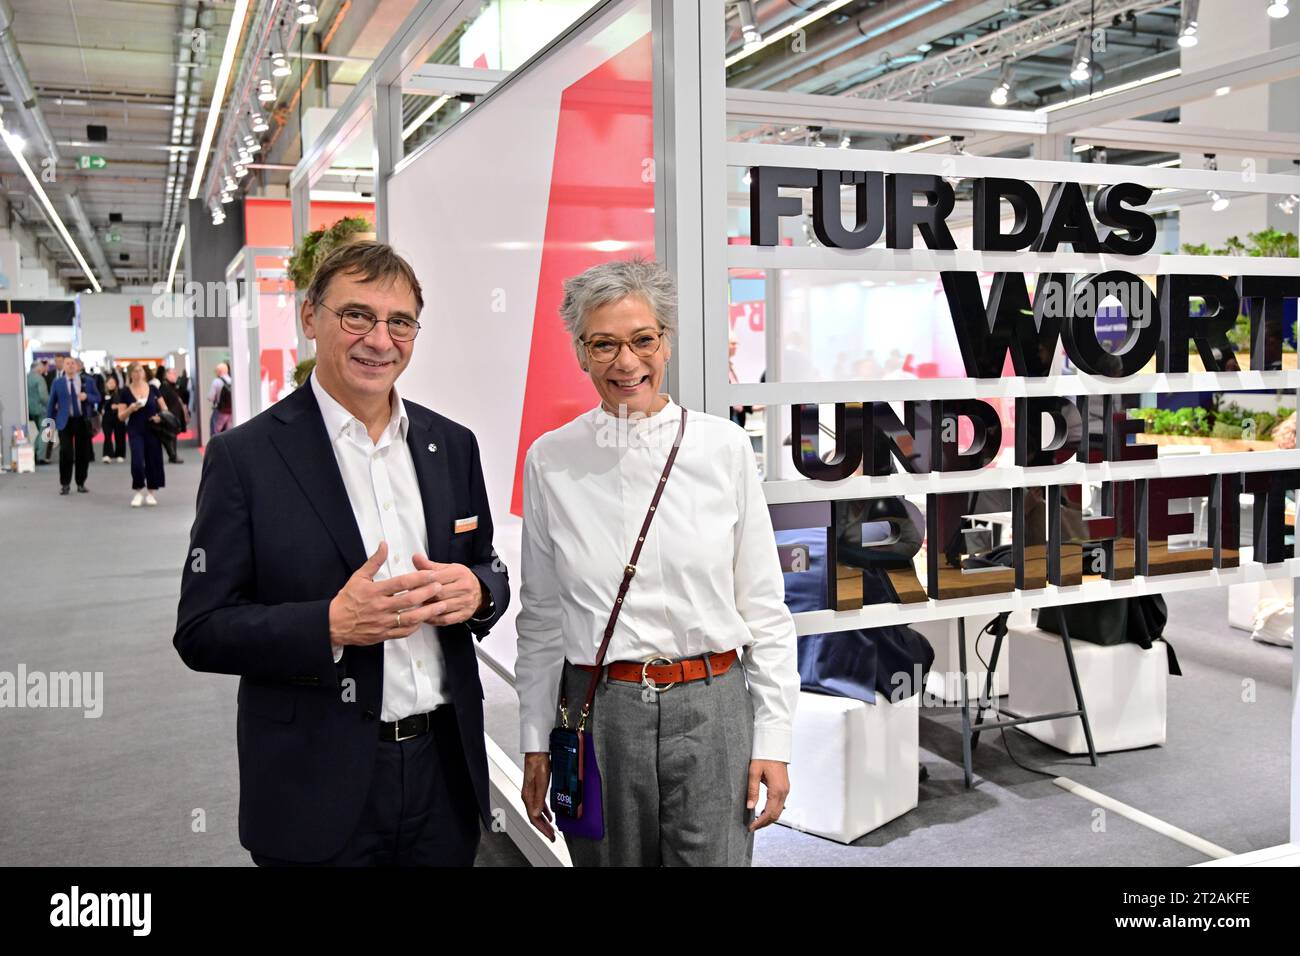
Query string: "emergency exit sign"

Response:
xmin=77 ymin=155 xmax=107 ymax=170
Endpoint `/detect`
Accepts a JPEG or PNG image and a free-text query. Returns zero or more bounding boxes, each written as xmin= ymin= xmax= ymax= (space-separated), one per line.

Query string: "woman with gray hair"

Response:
xmin=515 ymin=257 xmax=799 ymax=866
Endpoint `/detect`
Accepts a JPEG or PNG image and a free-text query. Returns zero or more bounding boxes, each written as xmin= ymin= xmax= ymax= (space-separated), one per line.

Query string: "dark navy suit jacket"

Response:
xmin=173 ymin=382 xmax=510 ymax=862
xmin=46 ymin=374 xmax=100 ymax=431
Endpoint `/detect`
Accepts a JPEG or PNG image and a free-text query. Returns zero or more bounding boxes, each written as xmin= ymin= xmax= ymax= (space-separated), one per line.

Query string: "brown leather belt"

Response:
xmin=575 ymin=649 xmax=738 ymax=690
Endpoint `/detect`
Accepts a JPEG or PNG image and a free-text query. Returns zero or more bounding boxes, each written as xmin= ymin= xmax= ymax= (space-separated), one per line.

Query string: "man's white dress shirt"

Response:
xmin=515 ymin=398 xmax=799 ymax=761
xmin=311 ymin=372 xmax=446 ymax=721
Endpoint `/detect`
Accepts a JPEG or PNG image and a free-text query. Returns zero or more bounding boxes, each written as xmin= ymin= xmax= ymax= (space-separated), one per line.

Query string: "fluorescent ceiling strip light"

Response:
xmin=166 ymin=224 xmax=187 ymax=291
xmin=188 ymin=0 xmax=252 ymax=200
xmin=1037 ymin=68 xmax=1182 ymax=114
xmin=401 ymin=94 xmax=450 ymax=140
xmin=0 ymin=124 xmax=101 ymax=292
xmin=897 ymin=135 xmax=950 ymax=153
xmin=725 ymin=0 xmax=858 ymax=68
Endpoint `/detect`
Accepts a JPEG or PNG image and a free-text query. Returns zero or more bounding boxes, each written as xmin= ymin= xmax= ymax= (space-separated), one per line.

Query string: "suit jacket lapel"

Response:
xmin=406 ymin=407 xmax=451 ymax=563
xmin=268 ymin=385 xmax=368 ymax=571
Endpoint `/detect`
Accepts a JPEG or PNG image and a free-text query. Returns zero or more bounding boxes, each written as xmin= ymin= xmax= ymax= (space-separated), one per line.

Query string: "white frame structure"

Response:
xmin=294 ymin=0 xmax=1300 ymax=860
xmin=223 ymin=243 xmax=293 ymax=424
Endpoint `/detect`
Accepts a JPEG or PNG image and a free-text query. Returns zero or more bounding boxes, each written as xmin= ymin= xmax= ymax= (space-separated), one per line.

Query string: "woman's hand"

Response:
xmin=746 ymin=759 xmax=790 ymax=831
xmin=521 ymin=752 xmax=555 ymax=841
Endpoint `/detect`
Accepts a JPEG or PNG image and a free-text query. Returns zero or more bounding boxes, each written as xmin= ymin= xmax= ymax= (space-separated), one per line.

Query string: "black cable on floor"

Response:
xmin=973 ymin=615 xmax=1056 ymax=780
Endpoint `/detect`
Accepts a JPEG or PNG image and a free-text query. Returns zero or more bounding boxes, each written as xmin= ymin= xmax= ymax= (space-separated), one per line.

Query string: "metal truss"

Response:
xmin=848 ymin=0 xmax=1175 ymax=101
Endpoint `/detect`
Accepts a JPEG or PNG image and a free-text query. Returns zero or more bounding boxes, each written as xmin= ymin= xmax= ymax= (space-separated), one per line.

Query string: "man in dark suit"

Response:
xmin=47 ymin=356 xmax=99 ymax=494
xmin=175 ymin=241 xmax=510 ymax=866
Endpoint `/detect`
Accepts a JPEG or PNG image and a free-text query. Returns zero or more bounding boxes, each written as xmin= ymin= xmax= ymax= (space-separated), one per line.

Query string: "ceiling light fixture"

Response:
xmin=1178 ymin=0 xmax=1200 ymax=46
xmin=1267 ymin=0 xmax=1290 ymax=18
xmin=166 ymin=224 xmax=186 ymax=291
xmin=737 ymin=0 xmax=762 ymax=50
xmin=990 ymin=62 xmax=1013 ymax=106
xmin=725 ymin=0 xmax=856 ymax=67
xmin=1208 ymin=190 xmax=1230 ymax=211
xmin=1070 ymin=34 xmax=1092 ymax=81
xmin=296 ymin=2 xmax=319 ymax=25
xmin=188 ymin=0 xmax=252 ymax=201
xmin=0 ymin=122 xmax=101 ymax=291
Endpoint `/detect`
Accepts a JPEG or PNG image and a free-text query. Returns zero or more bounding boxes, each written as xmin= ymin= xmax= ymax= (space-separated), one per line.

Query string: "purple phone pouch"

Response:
xmin=556 ymin=731 xmax=604 ymax=841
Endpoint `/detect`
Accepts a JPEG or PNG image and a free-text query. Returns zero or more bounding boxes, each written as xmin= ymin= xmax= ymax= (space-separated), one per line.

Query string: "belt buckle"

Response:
xmin=392 ymin=715 xmax=421 ymax=742
xmin=641 ymin=657 xmax=677 ymax=694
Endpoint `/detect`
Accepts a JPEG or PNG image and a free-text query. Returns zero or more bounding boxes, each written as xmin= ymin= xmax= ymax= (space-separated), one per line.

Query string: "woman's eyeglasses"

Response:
xmin=316 ymin=301 xmax=421 ymax=341
xmin=581 ymin=329 xmax=665 ymax=364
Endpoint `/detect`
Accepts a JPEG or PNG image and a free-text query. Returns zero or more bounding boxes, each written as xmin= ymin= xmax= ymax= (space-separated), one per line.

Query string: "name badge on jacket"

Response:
xmin=454 ymin=516 xmax=478 ymax=534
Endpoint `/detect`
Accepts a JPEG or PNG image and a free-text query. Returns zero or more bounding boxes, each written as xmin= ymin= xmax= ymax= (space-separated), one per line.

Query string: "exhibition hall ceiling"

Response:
xmin=0 ymin=0 xmax=1229 ymax=293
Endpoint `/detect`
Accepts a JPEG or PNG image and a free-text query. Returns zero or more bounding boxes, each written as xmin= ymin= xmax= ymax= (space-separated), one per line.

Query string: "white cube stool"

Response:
xmin=1006 ymin=624 xmax=1168 ymax=754
xmin=778 ymin=691 xmax=919 ymax=843
xmin=912 ymin=610 xmax=1030 ymax=704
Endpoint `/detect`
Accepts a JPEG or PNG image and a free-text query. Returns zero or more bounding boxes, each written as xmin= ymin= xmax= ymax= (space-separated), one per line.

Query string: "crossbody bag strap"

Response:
xmin=577 ymin=406 xmax=688 ymax=728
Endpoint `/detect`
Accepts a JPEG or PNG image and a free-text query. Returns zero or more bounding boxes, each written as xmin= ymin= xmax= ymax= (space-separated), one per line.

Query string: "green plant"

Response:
xmin=1226 ymin=313 xmax=1251 ymax=352
xmin=1140 ymin=399 xmax=1296 ymax=441
xmin=1210 ymin=421 xmax=1243 ymax=440
xmin=287 ymin=216 xmax=374 ymax=290
xmin=292 ymin=357 xmax=316 ymax=388
xmin=1181 ymin=228 xmax=1298 ymax=259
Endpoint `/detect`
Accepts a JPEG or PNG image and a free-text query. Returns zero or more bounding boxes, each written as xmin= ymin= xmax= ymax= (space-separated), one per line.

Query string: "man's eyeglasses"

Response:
xmin=581 ymin=329 xmax=665 ymax=364
xmin=316 ymin=300 xmax=421 ymax=342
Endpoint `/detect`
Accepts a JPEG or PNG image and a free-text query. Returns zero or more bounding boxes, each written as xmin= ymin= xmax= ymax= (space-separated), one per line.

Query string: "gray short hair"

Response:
xmin=559 ymin=257 xmax=678 ymax=347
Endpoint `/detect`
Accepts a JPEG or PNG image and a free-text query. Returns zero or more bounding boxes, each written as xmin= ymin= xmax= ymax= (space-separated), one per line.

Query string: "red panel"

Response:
xmin=0 ymin=313 xmax=21 ymax=335
xmin=261 ymin=347 xmax=298 ymax=407
xmin=509 ymin=32 xmax=655 ymax=517
xmin=129 ymin=303 xmax=145 ymax=333
xmin=244 ymin=197 xmax=376 ymax=247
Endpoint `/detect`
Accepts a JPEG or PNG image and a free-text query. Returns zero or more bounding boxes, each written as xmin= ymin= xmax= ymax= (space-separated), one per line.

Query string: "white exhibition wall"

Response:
xmin=78 ymin=290 xmax=190 ymax=360
xmin=388 ymin=0 xmax=653 ymax=677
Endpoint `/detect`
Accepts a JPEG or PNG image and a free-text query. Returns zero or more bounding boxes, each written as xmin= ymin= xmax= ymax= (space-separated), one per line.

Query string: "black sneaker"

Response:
xmin=77 ymin=485 xmax=88 ymax=494
xmin=60 ymin=485 xmax=70 ymax=495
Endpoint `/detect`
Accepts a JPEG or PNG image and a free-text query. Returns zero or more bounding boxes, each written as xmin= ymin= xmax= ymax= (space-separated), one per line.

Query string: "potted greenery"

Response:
xmin=1179 ymin=229 xmax=1299 ymax=371
xmin=288 ymin=215 xmax=375 ymax=290
xmin=1132 ymin=399 xmax=1293 ymax=453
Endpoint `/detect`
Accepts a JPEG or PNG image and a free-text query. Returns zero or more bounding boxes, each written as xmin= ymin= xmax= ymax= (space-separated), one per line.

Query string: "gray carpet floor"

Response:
xmin=752 ymin=586 xmax=1293 ymax=866
xmin=1 ymin=449 xmax=1291 ymax=866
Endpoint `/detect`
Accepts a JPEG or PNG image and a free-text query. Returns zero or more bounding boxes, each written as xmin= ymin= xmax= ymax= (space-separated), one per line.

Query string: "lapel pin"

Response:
xmin=427 ymin=442 xmax=437 ymax=453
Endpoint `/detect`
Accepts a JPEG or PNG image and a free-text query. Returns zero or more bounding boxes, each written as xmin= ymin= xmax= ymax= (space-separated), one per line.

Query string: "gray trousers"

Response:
xmin=559 ymin=658 xmax=755 ymax=867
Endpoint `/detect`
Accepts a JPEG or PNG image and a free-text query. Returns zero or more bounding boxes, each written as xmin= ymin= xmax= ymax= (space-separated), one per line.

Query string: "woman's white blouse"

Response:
xmin=515 ymin=399 xmax=799 ymax=762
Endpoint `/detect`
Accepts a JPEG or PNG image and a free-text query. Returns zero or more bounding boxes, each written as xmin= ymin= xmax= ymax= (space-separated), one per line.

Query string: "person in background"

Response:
xmin=114 ymin=362 xmax=166 ymax=507
xmin=209 ymin=362 xmax=233 ymax=437
xmin=44 ymin=355 xmax=62 ymax=388
xmin=159 ymin=368 xmax=189 ymax=464
xmin=727 ymin=335 xmax=753 ymax=428
xmin=27 ymin=361 xmax=50 ymax=463
xmin=86 ymin=362 xmax=106 ymax=401
xmin=516 ymin=258 xmax=798 ymax=867
xmin=101 ymin=373 xmax=126 ymax=463
xmin=47 ymin=355 xmax=99 ymax=495
xmin=176 ymin=369 xmax=191 ymax=408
